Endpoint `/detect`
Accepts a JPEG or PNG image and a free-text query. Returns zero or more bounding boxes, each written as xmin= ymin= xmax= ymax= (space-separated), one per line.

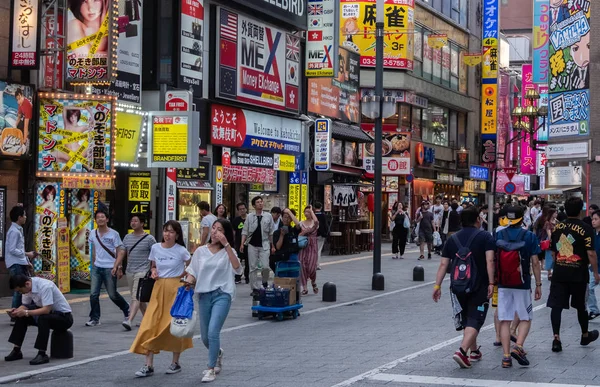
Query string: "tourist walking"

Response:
xmin=199 ymin=201 xmax=217 ymax=245
xmin=416 ymin=201 xmax=434 ymax=260
xmin=213 ymin=204 xmax=228 ymax=220
xmin=286 ymin=206 xmax=319 ymax=295
xmin=231 ymin=203 xmax=249 ymax=284
xmin=241 ymin=197 xmax=275 ymax=294
xmin=390 ymin=202 xmax=409 ymax=259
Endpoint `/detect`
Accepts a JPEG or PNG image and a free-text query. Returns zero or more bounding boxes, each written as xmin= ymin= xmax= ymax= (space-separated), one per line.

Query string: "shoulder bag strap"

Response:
xmin=95 ymin=230 xmax=116 ymax=258
xmin=451 ymin=233 xmax=463 ymax=251
xmin=127 ymin=233 xmax=150 ymax=255
xmin=464 ymin=230 xmax=481 ymax=249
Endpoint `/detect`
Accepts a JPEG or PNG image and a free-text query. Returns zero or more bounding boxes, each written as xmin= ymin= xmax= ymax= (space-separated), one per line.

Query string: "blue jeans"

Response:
xmin=588 ymin=268 xmax=600 ymax=314
xmin=89 ymin=267 xmax=129 ymax=322
xmin=9 ymin=264 xmax=29 ymax=309
xmin=198 ymin=289 xmax=232 ymax=368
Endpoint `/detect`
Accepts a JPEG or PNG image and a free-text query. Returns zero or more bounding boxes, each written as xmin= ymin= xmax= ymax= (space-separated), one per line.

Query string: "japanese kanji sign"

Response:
xmin=10 ymin=0 xmax=40 ymax=70
xmin=480 ymin=0 xmax=499 ymax=167
xmin=533 ymin=0 xmax=550 ymax=84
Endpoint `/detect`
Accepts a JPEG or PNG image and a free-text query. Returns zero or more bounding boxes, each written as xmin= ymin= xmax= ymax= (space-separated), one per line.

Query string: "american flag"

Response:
xmin=308 ymin=3 xmax=323 ymax=15
xmin=286 ymin=34 xmax=300 ymax=62
xmin=220 ymin=9 xmax=237 ymax=41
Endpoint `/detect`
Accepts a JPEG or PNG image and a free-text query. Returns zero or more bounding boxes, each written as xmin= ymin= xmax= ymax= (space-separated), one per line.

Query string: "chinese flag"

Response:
xmin=220 ymin=39 xmax=237 ymax=69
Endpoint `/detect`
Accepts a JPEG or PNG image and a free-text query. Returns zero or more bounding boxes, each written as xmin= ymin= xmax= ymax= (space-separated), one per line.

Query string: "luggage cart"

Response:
xmin=252 ymin=261 xmax=303 ymax=321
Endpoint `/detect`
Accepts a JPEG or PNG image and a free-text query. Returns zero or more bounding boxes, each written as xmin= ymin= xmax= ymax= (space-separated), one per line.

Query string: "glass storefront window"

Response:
xmin=451 ymin=44 xmax=460 ymax=91
xmin=412 ymin=107 xmax=422 ymax=138
xmin=424 ymin=104 xmax=449 ymax=146
xmin=441 ymin=45 xmax=451 ymax=87
xmin=399 ymin=104 xmax=411 ymax=131
xmin=178 ymin=189 xmax=211 ymax=253
xmin=432 ymin=48 xmax=441 ymax=84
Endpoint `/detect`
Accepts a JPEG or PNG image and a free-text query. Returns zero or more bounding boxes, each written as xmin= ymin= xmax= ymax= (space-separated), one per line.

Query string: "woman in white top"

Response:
xmin=185 ymin=219 xmax=242 ymax=383
xmin=130 ymin=220 xmax=192 ymax=378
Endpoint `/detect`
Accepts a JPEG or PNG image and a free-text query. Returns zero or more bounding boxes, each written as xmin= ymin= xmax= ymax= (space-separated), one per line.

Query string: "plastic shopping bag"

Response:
xmin=170 ymin=286 xmax=194 ymax=319
xmin=433 ymin=231 xmax=442 ymax=247
xmin=170 ymin=311 xmax=198 ymax=338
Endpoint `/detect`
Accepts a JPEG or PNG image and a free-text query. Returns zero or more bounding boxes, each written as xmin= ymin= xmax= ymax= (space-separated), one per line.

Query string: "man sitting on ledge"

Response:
xmin=5 ymin=274 xmax=73 ymax=365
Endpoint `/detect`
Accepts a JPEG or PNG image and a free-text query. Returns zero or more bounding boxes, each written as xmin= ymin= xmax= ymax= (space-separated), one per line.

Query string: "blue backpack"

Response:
xmin=450 ymin=231 xmax=483 ymax=295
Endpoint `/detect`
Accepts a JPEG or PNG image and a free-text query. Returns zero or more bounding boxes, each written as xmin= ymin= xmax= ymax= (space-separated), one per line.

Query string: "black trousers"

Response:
xmin=234 ymin=250 xmax=249 ymax=282
xmin=9 ymin=312 xmax=73 ymax=351
xmin=392 ymin=227 xmax=408 ymax=256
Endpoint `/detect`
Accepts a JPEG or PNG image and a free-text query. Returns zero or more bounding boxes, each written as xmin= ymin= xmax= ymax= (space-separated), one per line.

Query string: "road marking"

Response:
xmin=331 ymin=304 xmax=546 ymax=387
xmin=0 ymin=278 xmax=438 ymax=384
xmin=368 ymin=373 xmax=597 ymax=387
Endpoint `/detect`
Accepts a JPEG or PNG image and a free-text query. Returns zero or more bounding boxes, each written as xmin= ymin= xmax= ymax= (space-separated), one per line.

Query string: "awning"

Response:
xmin=329 ymin=163 xmax=365 ymax=176
xmin=332 ymin=122 xmax=374 ymax=143
xmin=529 ymin=186 xmax=580 ymax=195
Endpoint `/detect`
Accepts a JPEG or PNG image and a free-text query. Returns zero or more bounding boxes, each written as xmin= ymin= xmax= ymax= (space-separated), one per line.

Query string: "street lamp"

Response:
xmin=509 ymin=88 xmax=547 ymax=173
xmin=360 ymin=0 xmax=397 ymax=291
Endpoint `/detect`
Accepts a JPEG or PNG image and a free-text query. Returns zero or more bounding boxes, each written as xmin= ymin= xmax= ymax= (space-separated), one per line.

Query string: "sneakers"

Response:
xmin=510 ymin=345 xmax=530 ymax=366
xmin=85 ymin=320 xmax=100 ymax=327
xmin=201 ymin=369 xmax=216 ymax=382
xmin=502 ymin=356 xmax=512 ymax=368
xmin=135 ymin=365 xmax=154 ymax=377
xmin=469 ymin=347 xmax=482 ymax=362
xmin=122 ymin=319 xmax=132 ymax=331
xmin=4 ymin=348 xmax=23 ymax=362
xmin=452 ymin=349 xmax=472 ymax=369
xmin=166 ymin=363 xmax=182 ymax=374
xmin=552 ymin=338 xmax=562 ymax=352
xmin=392 ymin=254 xmax=398 ymax=260
xmin=589 ymin=312 xmax=600 ymax=320
xmin=215 ymin=348 xmax=223 ymax=374
xmin=581 ymin=330 xmax=600 ymax=346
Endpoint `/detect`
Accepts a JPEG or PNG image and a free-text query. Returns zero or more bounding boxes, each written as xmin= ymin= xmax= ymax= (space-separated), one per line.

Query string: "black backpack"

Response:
xmin=450 ymin=231 xmax=482 ymax=296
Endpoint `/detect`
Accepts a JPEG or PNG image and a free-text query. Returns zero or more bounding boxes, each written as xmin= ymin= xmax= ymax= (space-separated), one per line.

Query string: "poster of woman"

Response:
xmin=0 ymin=82 xmax=34 ymax=158
xmin=34 ymin=182 xmax=62 ymax=281
xmin=66 ymin=0 xmax=112 ymax=83
xmin=70 ymin=188 xmax=95 ymax=281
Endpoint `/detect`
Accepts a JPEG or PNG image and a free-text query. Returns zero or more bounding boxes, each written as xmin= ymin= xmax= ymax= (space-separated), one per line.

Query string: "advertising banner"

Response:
xmin=363 ymin=132 xmax=411 ymax=175
xmin=178 ymin=0 xmax=203 ymax=97
xmin=548 ymin=89 xmax=589 ymax=139
xmin=229 ymin=150 xmax=274 ymax=169
xmin=457 ymin=151 xmax=469 ymax=170
xmin=10 ymin=0 xmax=40 ymax=69
xmin=314 ymin=118 xmax=331 ymax=172
xmin=520 ymin=64 xmax=537 ymax=175
xmin=533 ymin=0 xmax=550 ymax=84
xmin=147 ymin=111 xmax=199 ymax=168
xmin=547 ymin=165 xmax=582 ymax=186
xmin=66 ymin=0 xmax=115 ymax=83
xmin=0 ymin=187 xmax=5 ymax=259
xmin=165 ymin=168 xmax=177 ymax=221
xmin=216 ymin=7 xmax=300 ymax=113
xmin=308 ymin=46 xmax=360 ymax=123
xmin=226 ymin=0 xmax=306 ymax=30
xmin=69 ymin=188 xmax=95 ymax=281
xmin=537 ymin=146 xmax=546 ymax=189
xmin=210 ymin=104 xmax=302 ymax=154
xmin=333 ymin=185 xmax=358 ymax=206
xmin=165 ymin=90 xmax=192 ymax=111
xmin=215 ymin=166 xmax=223 ymax=206
xmin=481 ymin=135 xmax=497 ymax=170
xmin=34 ymin=182 xmax=63 ymax=281
xmin=481 ymin=84 xmax=497 ymax=134
xmin=274 ymin=153 xmax=295 ymax=172
xmin=114 ymin=111 xmax=143 ymax=164
xmin=306 ymin=0 xmax=337 ymax=77
xmin=289 ymin=172 xmax=301 ymax=219
xmin=128 ymin=171 xmax=151 ymax=232
xmin=0 ymin=82 xmax=34 ymax=158
xmin=37 ymin=95 xmax=115 ymax=176
xmin=497 ymin=71 xmax=511 ymax=168
xmin=93 ymin=0 xmax=143 ymax=103
xmin=470 ymin=165 xmax=489 ymax=181
xmin=56 ymin=218 xmax=70 ymax=293
xmin=546 ymin=141 xmax=589 ymax=159
xmin=42 ymin=9 xmax=64 ymax=89
xmin=223 ymin=165 xmax=276 ymax=185
xmin=339 ymin=0 xmax=414 ymax=69
xmin=481 ymin=0 xmax=499 ymax=167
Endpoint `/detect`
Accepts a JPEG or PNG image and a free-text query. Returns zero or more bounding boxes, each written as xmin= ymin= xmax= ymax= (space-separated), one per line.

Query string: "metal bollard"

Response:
xmin=372 ymin=273 xmax=385 ymax=290
xmin=413 ymin=266 xmax=425 ymax=281
xmin=322 ymin=282 xmax=337 ymax=302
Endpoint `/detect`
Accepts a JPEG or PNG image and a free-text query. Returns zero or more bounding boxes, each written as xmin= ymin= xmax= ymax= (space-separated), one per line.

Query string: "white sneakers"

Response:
xmin=215 ymin=348 xmax=223 ymax=374
xmin=201 ymin=369 xmax=216 ymax=382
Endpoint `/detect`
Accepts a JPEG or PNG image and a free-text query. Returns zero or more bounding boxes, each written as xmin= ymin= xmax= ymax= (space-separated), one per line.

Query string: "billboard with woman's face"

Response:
xmin=66 ymin=0 xmax=114 ymax=83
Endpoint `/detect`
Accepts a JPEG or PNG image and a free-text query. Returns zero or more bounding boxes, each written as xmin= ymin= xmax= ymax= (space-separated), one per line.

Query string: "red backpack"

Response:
xmin=496 ymin=229 xmax=527 ymax=287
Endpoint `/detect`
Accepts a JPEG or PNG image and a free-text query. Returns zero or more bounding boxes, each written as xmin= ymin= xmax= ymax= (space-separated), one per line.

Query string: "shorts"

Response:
xmin=127 ymin=271 xmax=147 ymax=301
xmin=419 ymin=231 xmax=433 ymax=244
xmin=497 ymin=288 xmax=533 ymax=321
xmin=456 ymin=289 xmax=490 ymax=331
xmin=547 ymin=281 xmax=587 ymax=310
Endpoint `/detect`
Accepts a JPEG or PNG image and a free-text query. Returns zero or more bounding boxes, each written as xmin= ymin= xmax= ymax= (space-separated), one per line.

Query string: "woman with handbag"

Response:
xmin=535 ymin=208 xmax=557 ymax=280
xmin=183 ymin=219 xmax=242 ymax=383
xmin=286 ymin=206 xmax=319 ymax=295
xmin=391 ymin=202 xmax=409 ymax=259
xmin=130 ymin=220 xmax=192 ymax=378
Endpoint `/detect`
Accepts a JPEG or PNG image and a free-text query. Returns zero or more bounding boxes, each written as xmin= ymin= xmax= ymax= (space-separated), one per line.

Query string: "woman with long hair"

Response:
xmin=534 ymin=207 xmax=557 ymax=279
xmin=213 ymin=204 xmax=228 ymax=220
xmin=130 ymin=220 xmax=192 ymax=378
xmin=184 ymin=219 xmax=242 ymax=383
xmin=286 ymin=206 xmax=319 ymax=295
xmin=390 ymin=202 xmax=409 ymax=259
xmin=68 ymin=0 xmax=109 ymax=54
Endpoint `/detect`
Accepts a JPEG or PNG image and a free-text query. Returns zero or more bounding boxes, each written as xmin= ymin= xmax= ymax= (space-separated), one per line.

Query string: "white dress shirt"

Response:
xmin=22 ymin=277 xmax=72 ymax=313
xmin=5 ymin=223 xmax=29 ymax=268
xmin=187 ymin=245 xmax=243 ymax=299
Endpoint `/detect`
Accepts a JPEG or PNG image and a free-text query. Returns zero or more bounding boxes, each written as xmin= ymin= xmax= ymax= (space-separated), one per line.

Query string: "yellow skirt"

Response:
xmin=130 ymin=277 xmax=194 ymax=355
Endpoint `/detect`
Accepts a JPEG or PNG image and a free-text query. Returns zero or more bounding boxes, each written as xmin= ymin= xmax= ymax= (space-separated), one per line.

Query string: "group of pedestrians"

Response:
xmin=432 ymin=197 xmax=600 ymax=370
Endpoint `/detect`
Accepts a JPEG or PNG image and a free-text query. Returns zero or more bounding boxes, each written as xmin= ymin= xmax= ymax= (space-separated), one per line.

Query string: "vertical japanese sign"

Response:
xmin=69 ymin=188 xmax=94 ymax=281
xmin=288 ymin=172 xmax=301 ymax=221
xmin=165 ymin=168 xmax=177 ymax=221
xmin=480 ymin=0 xmax=499 ymax=169
xmin=548 ymin=1 xmax=590 ymax=140
xmin=314 ymin=118 xmax=332 ymax=171
xmin=533 ymin=0 xmax=550 ymax=84
xmin=339 ymin=0 xmax=414 ymax=70
xmin=216 ymin=7 xmax=300 ymax=113
xmin=34 ymin=182 xmax=62 ymax=281
xmin=37 ymin=95 xmax=115 ymax=176
xmin=0 ymin=187 xmax=5 ymax=259
xmin=10 ymin=0 xmax=41 ymax=69
xmin=42 ymin=9 xmax=64 ymax=89
xmin=520 ymin=64 xmax=537 ymax=175
xmin=215 ymin=166 xmax=223 ymax=206
xmin=306 ymin=0 xmax=337 ymax=77
xmin=128 ymin=171 xmax=151 ymax=232
xmin=179 ymin=0 xmax=204 ymax=97
xmin=66 ymin=0 xmax=115 ymax=83
xmin=301 ymin=172 xmax=308 ymax=221
xmin=537 ymin=85 xmax=549 ymax=141
xmin=56 ymin=218 xmax=70 ymax=293
xmin=497 ymin=71 xmax=511 ymax=169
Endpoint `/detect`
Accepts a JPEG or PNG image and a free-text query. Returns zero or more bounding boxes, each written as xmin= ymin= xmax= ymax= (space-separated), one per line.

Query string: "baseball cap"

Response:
xmin=498 ymin=206 xmax=524 ymax=227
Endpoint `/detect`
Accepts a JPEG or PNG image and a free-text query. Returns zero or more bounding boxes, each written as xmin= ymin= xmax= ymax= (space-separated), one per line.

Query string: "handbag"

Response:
xmin=540 ymin=239 xmax=551 ymax=251
xmin=136 ymin=270 xmax=155 ymax=302
xmin=403 ymin=215 xmax=410 ymax=229
xmin=298 ymin=236 xmax=309 ymax=249
xmin=170 ymin=310 xmax=198 ymax=338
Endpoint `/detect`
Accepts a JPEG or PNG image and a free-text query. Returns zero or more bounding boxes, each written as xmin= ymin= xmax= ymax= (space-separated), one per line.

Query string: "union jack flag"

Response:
xmin=308 ymin=3 xmax=323 ymax=15
xmin=286 ymin=34 xmax=300 ymax=62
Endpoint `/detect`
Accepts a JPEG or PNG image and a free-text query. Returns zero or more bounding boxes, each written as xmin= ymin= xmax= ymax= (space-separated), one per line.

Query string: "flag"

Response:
xmin=308 ymin=31 xmax=322 ymax=41
xmin=308 ymin=3 xmax=323 ymax=15
xmin=309 ymin=17 xmax=322 ymax=27
xmin=220 ymin=8 xmax=237 ymax=41
xmin=286 ymin=61 xmax=299 ymax=86
xmin=219 ymin=39 xmax=237 ymax=69
xmin=219 ymin=67 xmax=237 ymax=98
xmin=286 ymin=34 xmax=300 ymax=62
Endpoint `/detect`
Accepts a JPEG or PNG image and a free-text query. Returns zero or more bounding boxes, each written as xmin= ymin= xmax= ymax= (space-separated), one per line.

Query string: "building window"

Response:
xmin=458 ymin=112 xmax=467 ymax=149
xmin=450 ymin=44 xmax=460 ymax=91
xmin=399 ymin=104 xmax=412 ymax=131
xmin=412 ymin=107 xmax=423 ymax=138
xmin=459 ymin=0 xmax=468 ymax=27
xmin=418 ymin=0 xmax=468 ymax=28
xmin=432 ymin=47 xmax=442 ymax=84
xmin=413 ymin=26 xmax=423 ymax=78
xmin=441 ymin=45 xmax=451 ymax=88
xmin=423 ymin=104 xmax=449 ymax=147
xmin=422 ymin=30 xmax=433 ymax=81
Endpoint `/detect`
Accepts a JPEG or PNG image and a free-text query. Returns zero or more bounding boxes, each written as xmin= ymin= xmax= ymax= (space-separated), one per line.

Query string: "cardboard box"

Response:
xmin=274 ymin=277 xmax=297 ymax=305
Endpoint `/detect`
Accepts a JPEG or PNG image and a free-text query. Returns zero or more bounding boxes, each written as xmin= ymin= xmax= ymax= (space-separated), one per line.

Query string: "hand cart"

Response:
xmin=252 ymin=261 xmax=303 ymax=321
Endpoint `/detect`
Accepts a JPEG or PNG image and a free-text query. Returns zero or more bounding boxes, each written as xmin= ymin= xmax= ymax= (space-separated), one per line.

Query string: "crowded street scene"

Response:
xmin=1 ymin=0 xmax=600 ymax=385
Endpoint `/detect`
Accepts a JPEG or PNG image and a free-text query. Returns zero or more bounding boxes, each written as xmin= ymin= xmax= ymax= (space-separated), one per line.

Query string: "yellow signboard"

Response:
xmin=115 ymin=112 xmax=143 ymax=164
xmin=56 ymin=218 xmax=70 ymax=293
xmin=481 ymin=84 xmax=498 ymax=134
xmin=463 ymin=54 xmax=482 ymax=66
xmin=289 ymin=179 xmax=301 ymax=222
xmin=151 ymin=115 xmax=188 ymax=163
xmin=427 ymin=34 xmax=447 ymax=49
xmin=128 ymin=173 xmax=151 ymax=201
xmin=301 ymin=182 xmax=308 ymax=221
xmin=339 ymin=0 xmax=414 ymax=70
xmin=482 ymin=43 xmax=499 ymax=79
xmin=275 ymin=154 xmax=296 ymax=172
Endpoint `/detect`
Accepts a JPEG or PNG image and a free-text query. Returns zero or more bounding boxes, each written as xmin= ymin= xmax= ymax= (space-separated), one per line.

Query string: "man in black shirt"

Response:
xmin=417 ymin=201 xmax=435 ymax=260
xmin=548 ymin=197 xmax=600 ymax=352
xmin=232 ymin=202 xmax=249 ymax=284
xmin=270 ymin=209 xmax=299 ymax=272
xmin=433 ymin=207 xmax=496 ymax=369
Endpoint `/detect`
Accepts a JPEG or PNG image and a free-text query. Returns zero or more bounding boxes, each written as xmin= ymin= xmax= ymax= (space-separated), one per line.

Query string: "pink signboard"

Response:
xmin=497 ymin=71 xmax=511 ymax=169
xmin=520 ymin=64 xmax=537 ymax=175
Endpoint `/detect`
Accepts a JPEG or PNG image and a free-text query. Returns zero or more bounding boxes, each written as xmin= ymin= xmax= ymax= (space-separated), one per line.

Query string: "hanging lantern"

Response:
xmin=368 ymin=193 xmax=375 ymax=212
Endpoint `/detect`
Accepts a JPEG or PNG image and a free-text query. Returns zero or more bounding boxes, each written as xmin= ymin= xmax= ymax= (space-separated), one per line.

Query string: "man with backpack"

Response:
xmin=433 ymin=207 xmax=496 ymax=369
xmin=495 ymin=206 xmax=542 ymax=368
xmin=548 ymin=197 xmax=600 ymax=352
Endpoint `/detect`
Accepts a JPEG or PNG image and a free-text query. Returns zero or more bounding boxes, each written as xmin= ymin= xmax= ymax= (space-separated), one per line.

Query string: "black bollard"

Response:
xmin=413 ymin=265 xmax=425 ymax=281
xmin=372 ymin=273 xmax=385 ymax=290
xmin=322 ymin=282 xmax=337 ymax=302
xmin=50 ymin=330 xmax=74 ymax=359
